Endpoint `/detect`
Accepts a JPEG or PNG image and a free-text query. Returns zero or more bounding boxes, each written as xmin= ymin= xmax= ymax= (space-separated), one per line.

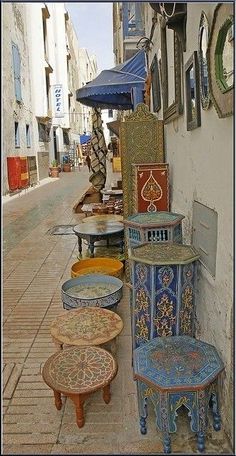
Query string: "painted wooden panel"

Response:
xmin=120 ymin=103 xmax=164 ymax=220
xmin=133 ymin=163 xmax=169 ymax=213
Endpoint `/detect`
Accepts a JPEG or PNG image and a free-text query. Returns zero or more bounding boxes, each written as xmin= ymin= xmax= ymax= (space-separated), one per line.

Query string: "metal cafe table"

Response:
xmin=73 ymin=221 xmax=124 ymax=257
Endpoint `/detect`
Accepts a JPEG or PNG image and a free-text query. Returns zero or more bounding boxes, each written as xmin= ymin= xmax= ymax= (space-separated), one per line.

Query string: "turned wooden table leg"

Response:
xmin=103 ymin=384 xmax=111 ymax=404
xmin=71 ymin=394 xmax=85 ymax=428
xmin=53 ymin=390 xmax=62 ymax=410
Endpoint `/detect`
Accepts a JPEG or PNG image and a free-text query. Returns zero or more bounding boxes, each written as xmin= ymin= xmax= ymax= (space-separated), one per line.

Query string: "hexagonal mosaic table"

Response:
xmin=133 ymin=336 xmax=224 ymax=453
xmin=124 ymin=211 xmax=184 ymax=249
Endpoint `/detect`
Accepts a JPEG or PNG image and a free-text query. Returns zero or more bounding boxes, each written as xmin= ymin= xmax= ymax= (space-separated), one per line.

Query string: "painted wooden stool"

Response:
xmin=50 ymin=307 xmax=123 ymax=354
xmin=133 ymin=336 xmax=224 ymax=454
xmin=42 ymin=346 xmax=117 ymax=428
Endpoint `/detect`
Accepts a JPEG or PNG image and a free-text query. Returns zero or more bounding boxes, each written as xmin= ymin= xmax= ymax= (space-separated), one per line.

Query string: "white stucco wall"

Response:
xmin=145 ymin=2 xmax=233 ymax=442
xmin=2 ymin=3 xmax=36 ymax=194
xmin=78 ymin=48 xmax=98 ymax=135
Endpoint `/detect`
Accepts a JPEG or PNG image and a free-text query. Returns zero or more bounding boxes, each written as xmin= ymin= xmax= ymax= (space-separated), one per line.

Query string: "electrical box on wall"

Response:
xmin=192 ymin=201 xmax=218 ymax=277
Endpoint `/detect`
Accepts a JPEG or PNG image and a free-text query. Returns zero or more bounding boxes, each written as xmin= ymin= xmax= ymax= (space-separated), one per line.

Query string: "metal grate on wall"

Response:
xmin=192 ymin=201 xmax=218 ymax=277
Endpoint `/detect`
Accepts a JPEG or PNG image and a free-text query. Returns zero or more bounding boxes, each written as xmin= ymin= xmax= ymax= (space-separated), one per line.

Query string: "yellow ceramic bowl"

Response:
xmin=71 ymin=257 xmax=124 ymax=279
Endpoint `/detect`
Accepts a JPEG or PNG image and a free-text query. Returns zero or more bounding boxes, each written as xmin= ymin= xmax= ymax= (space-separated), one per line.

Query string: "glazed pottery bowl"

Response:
xmin=71 ymin=257 xmax=124 ymax=278
xmin=61 ymin=274 xmax=123 ymax=310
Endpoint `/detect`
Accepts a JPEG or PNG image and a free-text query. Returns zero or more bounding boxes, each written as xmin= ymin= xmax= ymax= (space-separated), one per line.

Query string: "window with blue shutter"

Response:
xmin=26 ymin=124 xmax=31 ymax=147
xmin=12 ymin=42 xmax=22 ymax=102
xmin=15 ymin=122 xmax=20 ymax=147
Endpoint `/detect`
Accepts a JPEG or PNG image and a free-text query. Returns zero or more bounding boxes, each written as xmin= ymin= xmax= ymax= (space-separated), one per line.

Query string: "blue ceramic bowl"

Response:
xmin=61 ymin=274 xmax=123 ymax=310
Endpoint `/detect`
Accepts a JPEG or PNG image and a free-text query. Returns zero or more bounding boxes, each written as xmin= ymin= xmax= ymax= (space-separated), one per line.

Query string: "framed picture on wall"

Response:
xmin=161 ymin=20 xmax=183 ymax=123
xmin=150 ymin=54 xmax=161 ymax=112
xmin=185 ymin=51 xmax=201 ymax=130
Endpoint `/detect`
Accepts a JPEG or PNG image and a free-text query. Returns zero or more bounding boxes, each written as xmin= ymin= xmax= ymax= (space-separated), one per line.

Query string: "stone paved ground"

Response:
xmin=2 ymin=166 xmax=233 ymax=455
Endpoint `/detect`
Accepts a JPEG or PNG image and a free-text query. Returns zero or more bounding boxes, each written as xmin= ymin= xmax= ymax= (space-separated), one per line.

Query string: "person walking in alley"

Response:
xmin=85 ymin=153 xmax=91 ymax=172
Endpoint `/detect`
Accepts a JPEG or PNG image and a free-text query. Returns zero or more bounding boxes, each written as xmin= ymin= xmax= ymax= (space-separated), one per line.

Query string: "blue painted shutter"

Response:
xmin=12 ymin=42 xmax=22 ymax=102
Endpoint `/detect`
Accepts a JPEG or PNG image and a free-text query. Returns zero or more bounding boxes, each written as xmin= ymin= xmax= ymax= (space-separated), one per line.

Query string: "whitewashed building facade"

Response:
xmin=2 ymin=2 xmax=96 ymax=193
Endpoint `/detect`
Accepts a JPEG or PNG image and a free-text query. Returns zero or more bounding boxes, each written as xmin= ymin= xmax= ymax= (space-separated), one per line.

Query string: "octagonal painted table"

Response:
xmin=133 ymin=336 xmax=224 ymax=454
xmin=129 ymin=243 xmax=200 ymax=349
xmin=73 ymin=221 xmax=124 ymax=257
xmin=42 ymin=346 xmax=117 ymax=428
xmin=124 ymin=211 xmax=184 ymax=249
xmin=51 ymin=307 xmax=123 ymax=354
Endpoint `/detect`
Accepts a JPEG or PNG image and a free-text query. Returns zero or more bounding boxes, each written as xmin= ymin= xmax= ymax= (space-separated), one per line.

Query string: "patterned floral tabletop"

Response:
xmin=130 ymin=243 xmax=200 ymax=265
xmin=82 ymin=215 xmax=123 ymax=224
xmin=42 ymin=346 xmax=117 ymax=394
xmin=133 ymin=336 xmax=224 ymax=390
xmin=51 ymin=307 xmax=123 ymax=346
xmin=73 ymin=221 xmax=124 ymax=236
xmin=124 ymin=211 xmax=184 ymax=227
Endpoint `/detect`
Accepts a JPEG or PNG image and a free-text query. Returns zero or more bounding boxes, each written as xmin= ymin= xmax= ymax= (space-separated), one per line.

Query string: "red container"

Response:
xmin=7 ymin=156 xmax=21 ymax=191
xmin=19 ymin=156 xmax=29 ymax=188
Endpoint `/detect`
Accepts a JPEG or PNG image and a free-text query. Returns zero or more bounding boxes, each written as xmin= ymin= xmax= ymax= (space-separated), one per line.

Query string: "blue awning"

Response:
xmin=80 ymin=134 xmax=91 ymax=145
xmin=76 ymin=50 xmax=146 ymax=110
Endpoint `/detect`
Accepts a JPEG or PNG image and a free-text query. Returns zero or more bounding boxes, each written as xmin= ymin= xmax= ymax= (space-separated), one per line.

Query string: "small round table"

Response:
xmin=50 ymin=307 xmax=123 ymax=354
xmin=73 ymin=221 xmax=124 ymax=257
xmin=82 ymin=214 xmax=123 ymax=224
xmin=42 ymin=346 xmax=117 ymax=428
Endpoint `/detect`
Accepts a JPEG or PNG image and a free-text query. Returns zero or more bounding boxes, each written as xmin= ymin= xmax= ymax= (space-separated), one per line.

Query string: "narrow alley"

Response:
xmin=2 ymin=167 xmax=232 ymax=455
xmin=2 ymin=1 xmax=234 ymax=455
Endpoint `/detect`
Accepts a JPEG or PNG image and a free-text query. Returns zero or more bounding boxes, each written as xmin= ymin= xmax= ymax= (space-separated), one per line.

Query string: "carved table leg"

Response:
xmin=137 ymin=381 xmax=148 ymax=435
xmin=89 ymin=240 xmax=95 ymax=257
xmin=162 ymin=432 xmax=171 ymax=454
xmin=78 ymin=236 xmax=82 ymax=255
xmin=71 ymin=394 xmax=85 ymax=428
xmin=102 ymin=384 xmax=111 ymax=404
xmin=196 ymin=389 xmax=208 ymax=452
xmin=210 ymin=392 xmax=221 ymax=431
xmin=140 ymin=415 xmax=147 ymax=435
xmin=53 ymin=390 xmax=62 ymax=410
xmin=197 ymin=431 xmax=205 ymax=452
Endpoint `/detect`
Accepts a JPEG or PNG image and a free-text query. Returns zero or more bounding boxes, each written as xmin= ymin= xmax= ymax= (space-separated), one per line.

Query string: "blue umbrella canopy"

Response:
xmin=76 ymin=50 xmax=147 ymax=110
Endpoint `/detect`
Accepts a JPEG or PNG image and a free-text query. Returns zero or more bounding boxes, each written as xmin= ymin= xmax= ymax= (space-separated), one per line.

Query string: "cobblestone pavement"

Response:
xmin=2 ymin=166 xmax=233 ymax=455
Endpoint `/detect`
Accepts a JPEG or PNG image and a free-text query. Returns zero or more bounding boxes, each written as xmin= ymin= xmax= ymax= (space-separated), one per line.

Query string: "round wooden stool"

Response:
xmin=50 ymin=307 xmax=123 ymax=354
xmin=42 ymin=345 xmax=117 ymax=428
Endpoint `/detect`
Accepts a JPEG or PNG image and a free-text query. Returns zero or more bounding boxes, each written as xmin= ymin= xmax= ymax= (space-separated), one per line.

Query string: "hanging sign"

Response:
xmin=53 ymin=84 xmax=64 ymax=117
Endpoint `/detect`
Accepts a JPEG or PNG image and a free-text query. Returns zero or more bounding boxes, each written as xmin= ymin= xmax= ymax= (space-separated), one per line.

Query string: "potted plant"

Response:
xmin=62 ymin=155 xmax=71 ymax=172
xmin=49 ymin=160 xmax=60 ymax=178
